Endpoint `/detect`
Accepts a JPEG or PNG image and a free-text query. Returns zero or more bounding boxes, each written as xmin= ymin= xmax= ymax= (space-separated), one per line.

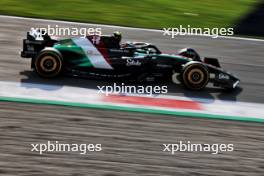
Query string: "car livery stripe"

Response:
xmin=54 ymin=42 xmax=94 ymax=67
xmin=72 ymin=37 xmax=113 ymax=70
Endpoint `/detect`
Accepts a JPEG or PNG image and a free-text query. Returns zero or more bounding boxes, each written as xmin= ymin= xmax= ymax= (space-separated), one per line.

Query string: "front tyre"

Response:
xmin=182 ymin=63 xmax=209 ymax=90
xmin=34 ymin=50 xmax=63 ymax=78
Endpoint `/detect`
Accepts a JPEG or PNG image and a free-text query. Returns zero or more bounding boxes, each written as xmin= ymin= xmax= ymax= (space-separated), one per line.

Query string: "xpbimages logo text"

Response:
xmin=31 ymin=25 xmax=102 ymax=37
xmin=163 ymin=25 xmax=234 ymax=38
xmin=97 ymin=83 xmax=168 ymax=96
xmin=163 ymin=141 xmax=234 ymax=154
xmin=31 ymin=141 xmax=102 ymax=155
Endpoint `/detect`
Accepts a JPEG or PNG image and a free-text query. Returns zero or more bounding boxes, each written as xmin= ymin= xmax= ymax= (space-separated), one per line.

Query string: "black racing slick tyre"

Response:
xmin=34 ymin=49 xmax=63 ymax=78
xmin=182 ymin=63 xmax=209 ymax=90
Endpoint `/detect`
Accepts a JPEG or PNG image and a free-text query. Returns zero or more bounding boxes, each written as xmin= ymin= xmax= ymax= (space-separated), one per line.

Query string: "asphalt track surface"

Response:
xmin=0 ymin=16 xmax=264 ymax=175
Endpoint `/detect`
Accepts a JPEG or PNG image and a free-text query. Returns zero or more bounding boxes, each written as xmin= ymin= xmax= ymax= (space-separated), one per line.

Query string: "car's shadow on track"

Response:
xmin=20 ymin=70 xmax=243 ymax=102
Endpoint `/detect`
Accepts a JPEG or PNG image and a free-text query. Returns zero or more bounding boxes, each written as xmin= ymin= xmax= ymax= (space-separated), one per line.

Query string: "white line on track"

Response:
xmin=0 ymin=15 xmax=264 ymax=42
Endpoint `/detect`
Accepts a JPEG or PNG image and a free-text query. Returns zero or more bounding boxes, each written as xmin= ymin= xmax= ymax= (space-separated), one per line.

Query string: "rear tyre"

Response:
xmin=182 ymin=63 xmax=209 ymax=90
xmin=34 ymin=50 xmax=63 ymax=78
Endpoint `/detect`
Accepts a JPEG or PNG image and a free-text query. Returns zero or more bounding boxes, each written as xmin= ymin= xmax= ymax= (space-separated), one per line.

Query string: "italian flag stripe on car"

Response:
xmin=72 ymin=37 xmax=113 ymax=70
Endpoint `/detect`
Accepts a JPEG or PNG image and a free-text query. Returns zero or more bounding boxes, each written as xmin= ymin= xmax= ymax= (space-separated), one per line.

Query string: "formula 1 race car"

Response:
xmin=21 ymin=30 xmax=240 ymax=90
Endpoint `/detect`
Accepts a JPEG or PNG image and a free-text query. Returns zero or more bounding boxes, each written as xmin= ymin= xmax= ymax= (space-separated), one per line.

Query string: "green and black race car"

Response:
xmin=21 ymin=30 xmax=240 ymax=90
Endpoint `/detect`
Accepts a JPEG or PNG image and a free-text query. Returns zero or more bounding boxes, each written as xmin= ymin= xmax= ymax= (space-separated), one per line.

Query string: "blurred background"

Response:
xmin=0 ymin=0 xmax=263 ymax=36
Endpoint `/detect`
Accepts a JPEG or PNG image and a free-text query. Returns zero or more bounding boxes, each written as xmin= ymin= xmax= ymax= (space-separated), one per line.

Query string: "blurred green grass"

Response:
xmin=0 ymin=0 xmax=259 ymax=29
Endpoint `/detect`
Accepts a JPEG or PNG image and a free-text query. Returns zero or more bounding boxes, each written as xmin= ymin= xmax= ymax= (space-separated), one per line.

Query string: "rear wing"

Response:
xmin=21 ymin=29 xmax=57 ymax=58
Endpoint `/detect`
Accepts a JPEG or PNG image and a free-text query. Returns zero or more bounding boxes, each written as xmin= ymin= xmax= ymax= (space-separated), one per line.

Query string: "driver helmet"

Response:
xmin=113 ymin=31 xmax=122 ymax=43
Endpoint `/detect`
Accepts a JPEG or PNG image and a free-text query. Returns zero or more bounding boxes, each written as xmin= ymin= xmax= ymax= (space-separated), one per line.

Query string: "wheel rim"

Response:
xmin=187 ymin=68 xmax=204 ymax=85
xmin=39 ymin=56 xmax=57 ymax=72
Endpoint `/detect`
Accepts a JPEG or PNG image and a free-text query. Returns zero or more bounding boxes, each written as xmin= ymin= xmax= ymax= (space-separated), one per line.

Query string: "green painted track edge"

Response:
xmin=0 ymin=96 xmax=263 ymax=123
